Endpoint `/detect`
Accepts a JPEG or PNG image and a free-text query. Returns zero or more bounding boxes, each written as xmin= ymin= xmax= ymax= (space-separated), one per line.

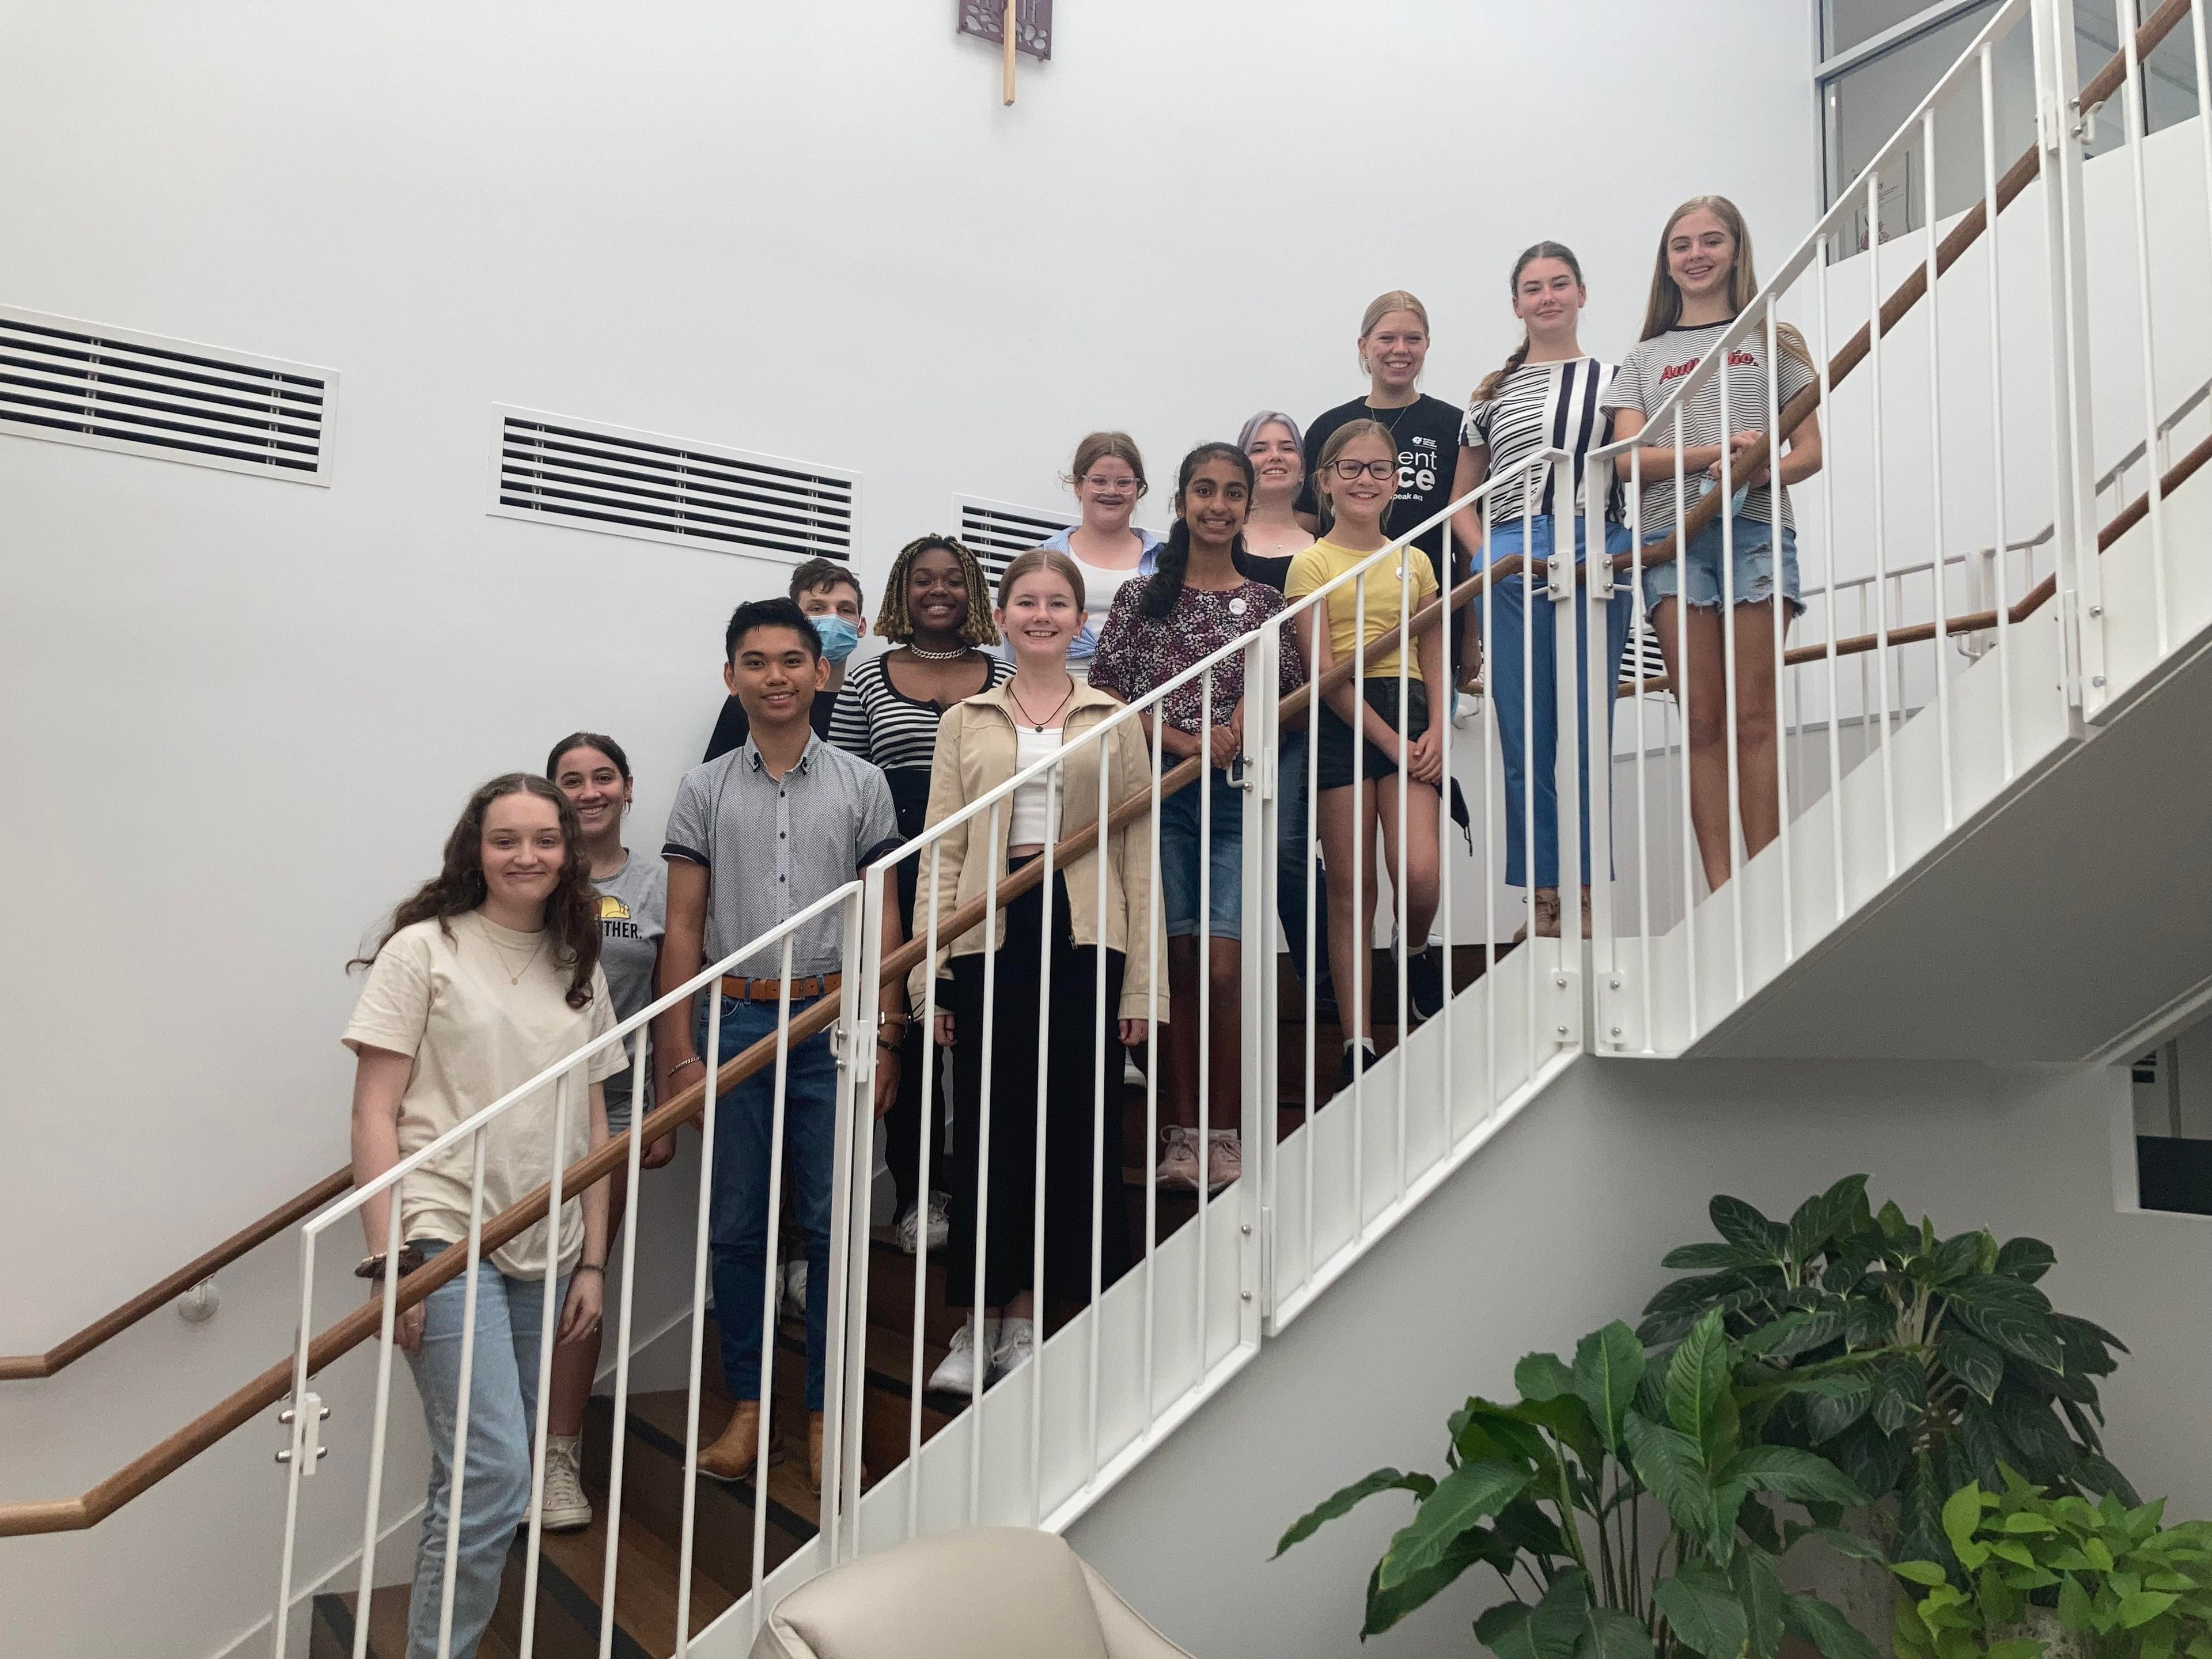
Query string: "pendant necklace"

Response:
xmin=1008 ymin=675 xmax=1076 ymax=734
xmin=482 ymin=921 xmax=545 ymax=986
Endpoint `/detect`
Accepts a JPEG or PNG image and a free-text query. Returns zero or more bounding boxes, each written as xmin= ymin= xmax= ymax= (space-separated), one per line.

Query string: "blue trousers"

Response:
xmin=404 ymin=1241 xmax=567 ymax=1659
xmin=1276 ymin=729 xmax=1332 ymax=997
xmin=1476 ymin=517 xmax=1636 ymax=889
xmin=700 ymin=993 xmax=838 ymax=1411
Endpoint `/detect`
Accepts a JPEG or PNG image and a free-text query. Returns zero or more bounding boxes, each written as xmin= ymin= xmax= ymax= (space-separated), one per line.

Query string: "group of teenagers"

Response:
xmin=338 ymin=192 xmax=1822 ymax=1658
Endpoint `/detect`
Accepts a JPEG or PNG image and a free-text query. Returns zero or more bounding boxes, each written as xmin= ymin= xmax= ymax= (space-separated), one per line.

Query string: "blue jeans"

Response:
xmin=1476 ymin=517 xmax=1637 ymax=889
xmin=404 ymin=1240 xmax=568 ymax=1659
xmin=1162 ymin=764 xmax=1245 ymax=940
xmin=700 ymin=994 xmax=837 ymax=1411
xmin=1640 ymin=507 xmax=1802 ymax=616
xmin=1276 ymin=730 xmax=1331 ymax=996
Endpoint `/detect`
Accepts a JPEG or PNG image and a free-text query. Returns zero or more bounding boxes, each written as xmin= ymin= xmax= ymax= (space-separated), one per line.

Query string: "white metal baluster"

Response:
xmin=1438 ymin=520 xmax=1455 ymax=1135
xmin=270 ymin=1229 xmax=319 ymax=1659
xmin=830 ymin=888 xmax=869 ymax=1558
xmin=1673 ymin=412 xmax=1699 ymax=1037
xmin=1393 ymin=542 xmax=1409 ymax=1201
xmin=1089 ymin=722 xmax=1112 ymax=1482
xmin=1921 ymin=113 xmax=1958 ymax=834
xmin=1762 ymin=301 xmax=1796 ymax=966
xmin=1520 ymin=486 xmax=1536 ymax=1083
xmin=967 ymin=804 xmax=1002 ymax=1525
xmin=517 ymin=1073 xmax=574 ymax=1659
xmin=1195 ymin=672 xmax=1213 ymax=1374
xmin=1028 ymin=762 xmax=1059 ymax=1526
xmin=1868 ymin=170 xmax=1900 ymax=878
xmin=597 ymin=1025 xmax=649 ymax=1659
xmin=1244 ymin=627 xmax=1278 ymax=1335
xmin=1630 ymin=453 xmax=1654 ymax=1051
xmin=1718 ymin=338 xmax=1745 ymax=1003
xmin=2115 ymin=0 xmax=2172 ymax=658
xmin=1980 ymin=40 xmax=2014 ymax=786
xmin=1481 ymin=498 xmax=1496 ymax=1104
xmin=673 ymin=988 xmax=721 ymax=1659
xmin=435 ymin=1131 xmax=490 ymax=1659
xmin=1143 ymin=723 xmax=1161 ymax=1416
xmin=907 ymin=854 xmax=942 ymax=1540
xmin=2192 ymin=0 xmax=2212 ymax=344
xmin=1582 ymin=454 xmax=1617 ymax=1041
xmin=748 ymin=940 xmax=796 ymax=1627
xmin=1300 ymin=634 xmax=1318 ymax=1294
xmin=348 ymin=1195 xmax=405 ymax=1659
xmin=1351 ymin=565 xmax=1366 ymax=1238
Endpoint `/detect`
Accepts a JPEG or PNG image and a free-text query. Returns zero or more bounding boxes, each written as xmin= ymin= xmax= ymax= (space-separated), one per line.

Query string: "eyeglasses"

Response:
xmin=1080 ymin=474 xmax=1140 ymax=491
xmin=1328 ymin=459 xmax=1397 ymax=482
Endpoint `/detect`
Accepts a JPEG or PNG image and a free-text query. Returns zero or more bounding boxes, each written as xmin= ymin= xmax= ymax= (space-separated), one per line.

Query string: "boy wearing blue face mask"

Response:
xmin=704 ymin=559 xmax=868 ymax=762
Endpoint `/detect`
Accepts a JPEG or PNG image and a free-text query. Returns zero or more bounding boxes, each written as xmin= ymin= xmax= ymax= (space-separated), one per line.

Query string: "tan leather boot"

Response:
xmin=696 ymin=1400 xmax=781 ymax=1483
xmin=809 ymin=1410 xmax=866 ymax=1493
xmin=1531 ymin=888 xmax=1562 ymax=938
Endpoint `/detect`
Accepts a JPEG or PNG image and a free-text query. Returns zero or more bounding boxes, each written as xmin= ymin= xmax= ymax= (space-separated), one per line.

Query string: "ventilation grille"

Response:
xmin=0 ymin=308 xmax=331 ymax=480
xmin=495 ymin=408 xmax=858 ymax=563
xmin=954 ymin=494 xmax=1074 ymax=593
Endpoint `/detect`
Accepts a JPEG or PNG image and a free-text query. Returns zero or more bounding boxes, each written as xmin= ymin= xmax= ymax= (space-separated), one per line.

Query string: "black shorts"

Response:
xmin=1315 ymin=679 xmax=1430 ymax=791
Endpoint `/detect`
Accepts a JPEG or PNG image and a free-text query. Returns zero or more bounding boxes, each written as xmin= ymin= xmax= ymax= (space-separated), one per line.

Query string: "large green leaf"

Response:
xmin=1787 ymin=1176 xmax=1871 ymax=1268
xmin=1478 ymin=1567 xmax=1592 ymax=1659
xmin=1946 ymin=1278 xmax=2065 ymax=1372
xmin=1494 ymin=1493 xmax=1570 ymax=1561
xmin=1665 ymin=1242 xmax=1785 ymax=1272
xmin=1733 ymin=1545 xmax=1788 ymax=1659
xmin=1518 ymin=1351 xmax=1580 ymax=1402
xmin=1719 ymin=1446 xmax=1869 ymax=1506
xmin=1941 ymin=1481 xmax=1989 ymax=1570
xmin=1804 ymin=1369 xmax=1876 ymax=1444
xmin=1872 ymin=1357 xmax=1927 ymax=1436
xmin=1997 ymin=1385 xmax=2081 ymax=1483
xmin=1712 ymin=1195 xmax=1790 ymax=1256
xmin=1668 ymin=1310 xmax=1736 ymax=1457
xmin=1626 ymin=1412 xmax=1716 ymax=1543
xmin=1741 ymin=1306 xmax=1849 ymax=1362
xmin=1898 ymin=1454 xmax=1950 ymax=1572
xmin=1275 ymin=1467 xmax=1435 ymax=1556
xmin=1362 ymin=1529 xmax=1509 ymax=1637
xmin=1574 ymin=1322 xmax=1647 ymax=1455
xmin=1994 ymin=1237 xmax=2056 ymax=1284
xmin=1576 ymin=1605 xmax=1658 ymax=1659
xmin=1784 ymin=1592 xmax=1883 ymax=1659
xmin=1377 ymin=1459 xmax=1532 ymax=1591
xmin=1456 ymin=1399 xmax=1554 ymax=1467
xmin=1656 ymin=1560 xmax=1751 ymax=1659
xmin=1934 ymin=1330 xmax=2005 ymax=1403
xmin=1929 ymin=1231 xmax=1988 ymax=1285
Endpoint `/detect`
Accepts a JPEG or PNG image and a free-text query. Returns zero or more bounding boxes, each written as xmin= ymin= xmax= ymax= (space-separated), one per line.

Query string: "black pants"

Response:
xmin=887 ymin=812 xmax=949 ymax=1219
xmin=942 ymin=867 xmax=1130 ymax=1310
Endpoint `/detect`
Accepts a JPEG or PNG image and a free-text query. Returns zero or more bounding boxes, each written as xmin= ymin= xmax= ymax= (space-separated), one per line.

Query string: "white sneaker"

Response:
xmin=780 ymin=1259 xmax=808 ymax=1319
xmin=538 ymin=1434 xmax=592 ymax=1532
xmin=989 ymin=1318 xmax=1036 ymax=1382
xmin=1156 ymin=1128 xmax=1203 ymax=1192
xmin=1123 ymin=1054 xmax=1146 ymax=1087
xmin=893 ymin=1192 xmax=953 ymax=1256
xmin=1205 ymin=1132 xmax=1243 ymax=1194
xmin=927 ymin=1317 xmax=998 ymax=1395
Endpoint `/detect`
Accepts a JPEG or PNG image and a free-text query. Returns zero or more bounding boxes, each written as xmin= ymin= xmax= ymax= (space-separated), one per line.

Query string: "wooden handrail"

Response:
xmin=0 ymin=1168 xmax=354 ymax=1383
xmin=9 ymin=3 xmax=2200 ymax=1534
xmin=1609 ymin=0 xmax=2194 ymax=579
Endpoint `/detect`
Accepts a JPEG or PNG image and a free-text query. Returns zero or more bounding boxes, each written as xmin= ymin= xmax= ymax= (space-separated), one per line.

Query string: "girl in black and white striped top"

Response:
xmin=828 ymin=533 xmax=1010 ymax=1252
xmin=1445 ymin=241 xmax=1637 ymax=941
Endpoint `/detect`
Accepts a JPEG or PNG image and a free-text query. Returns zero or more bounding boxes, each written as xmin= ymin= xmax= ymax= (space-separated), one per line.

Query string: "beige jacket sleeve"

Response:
xmin=907 ymin=702 xmax=974 ymax=1014
xmin=1109 ymin=717 xmax=1164 ymax=1025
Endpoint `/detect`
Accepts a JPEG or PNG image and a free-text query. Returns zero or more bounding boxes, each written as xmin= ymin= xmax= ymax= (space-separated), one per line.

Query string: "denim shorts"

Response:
xmin=1161 ymin=764 xmax=1244 ymax=941
xmin=1640 ymin=511 xmax=1801 ymax=618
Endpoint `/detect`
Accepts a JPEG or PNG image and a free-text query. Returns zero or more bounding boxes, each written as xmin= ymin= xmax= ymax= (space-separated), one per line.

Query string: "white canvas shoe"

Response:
xmin=927 ymin=1316 xmax=999 ymax=1395
xmin=990 ymin=1318 xmax=1036 ymax=1382
xmin=538 ymin=1434 xmax=592 ymax=1532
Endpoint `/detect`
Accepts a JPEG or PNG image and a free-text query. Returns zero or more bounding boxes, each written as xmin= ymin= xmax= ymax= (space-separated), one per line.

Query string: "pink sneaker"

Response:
xmin=1205 ymin=1132 xmax=1243 ymax=1194
xmin=1156 ymin=1128 xmax=1202 ymax=1192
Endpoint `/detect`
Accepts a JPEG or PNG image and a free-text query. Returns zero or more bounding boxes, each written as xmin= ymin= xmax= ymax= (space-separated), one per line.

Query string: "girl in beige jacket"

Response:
xmin=912 ymin=548 xmax=1161 ymax=1395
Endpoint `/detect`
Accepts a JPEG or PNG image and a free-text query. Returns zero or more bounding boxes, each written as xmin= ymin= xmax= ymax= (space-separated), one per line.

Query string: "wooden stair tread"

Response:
xmin=314 ymin=1585 xmax=521 ymax=1659
xmin=531 ymin=1498 xmax=734 ymax=1659
xmin=620 ymin=1387 xmax=827 ymax=1535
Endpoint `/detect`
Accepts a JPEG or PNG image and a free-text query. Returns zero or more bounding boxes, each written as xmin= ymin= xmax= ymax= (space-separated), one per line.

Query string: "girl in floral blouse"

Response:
xmin=1092 ymin=442 xmax=1305 ymax=1195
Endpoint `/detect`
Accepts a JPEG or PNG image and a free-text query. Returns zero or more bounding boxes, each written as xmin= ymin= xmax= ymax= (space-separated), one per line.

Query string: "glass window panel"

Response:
xmin=1823 ymin=0 xmax=1953 ymax=57
xmin=2075 ymin=0 xmax=2200 ymax=154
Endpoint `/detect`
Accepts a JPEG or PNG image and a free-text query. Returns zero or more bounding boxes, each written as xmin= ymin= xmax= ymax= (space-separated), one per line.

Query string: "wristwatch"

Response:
xmin=355 ymin=1242 xmax=428 ymax=1282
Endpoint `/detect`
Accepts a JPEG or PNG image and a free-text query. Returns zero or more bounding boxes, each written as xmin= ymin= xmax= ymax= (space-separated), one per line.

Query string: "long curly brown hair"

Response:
xmin=875 ymin=534 xmax=1000 ymax=647
xmin=351 ymin=773 xmax=601 ymax=1009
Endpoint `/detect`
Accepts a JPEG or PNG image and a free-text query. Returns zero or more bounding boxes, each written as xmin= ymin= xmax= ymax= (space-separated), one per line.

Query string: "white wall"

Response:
xmin=1069 ymin=1054 xmax=2212 ymax=1658
xmin=0 ymin=2 xmax=1813 ymax=1647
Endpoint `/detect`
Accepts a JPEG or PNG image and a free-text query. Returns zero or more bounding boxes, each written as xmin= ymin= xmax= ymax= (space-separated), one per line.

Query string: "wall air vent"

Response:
xmin=493 ymin=407 xmax=857 ymax=565
xmin=0 ymin=307 xmax=332 ymax=480
xmin=953 ymin=494 xmax=1074 ymax=594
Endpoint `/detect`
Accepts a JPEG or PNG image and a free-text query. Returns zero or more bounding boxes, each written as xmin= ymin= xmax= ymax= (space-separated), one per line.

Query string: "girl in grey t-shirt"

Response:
xmin=541 ymin=729 xmax=668 ymax=1535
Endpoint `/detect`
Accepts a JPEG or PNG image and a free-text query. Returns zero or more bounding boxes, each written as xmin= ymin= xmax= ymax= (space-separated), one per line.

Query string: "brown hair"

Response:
xmin=1064 ymin=431 xmax=1149 ymax=499
xmin=1475 ymin=242 xmax=1585 ymax=406
xmin=876 ymin=534 xmax=999 ymax=647
xmin=351 ymin=774 xmax=601 ymax=1009
xmin=1359 ymin=290 xmax=1430 ymax=374
xmin=1312 ymin=418 xmax=1399 ymax=525
xmin=995 ymin=546 xmax=1086 ymax=613
xmin=789 ymin=556 xmax=863 ymax=606
xmin=1640 ymin=195 xmax=1812 ymax=370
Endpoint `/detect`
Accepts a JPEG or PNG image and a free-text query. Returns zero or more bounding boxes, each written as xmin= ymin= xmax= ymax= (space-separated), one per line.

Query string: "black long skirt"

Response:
xmin=941 ymin=866 xmax=1130 ymax=1311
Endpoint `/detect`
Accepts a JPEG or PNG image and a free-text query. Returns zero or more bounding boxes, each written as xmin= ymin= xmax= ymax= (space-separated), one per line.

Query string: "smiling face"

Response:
xmin=1177 ymin=455 xmax=1251 ymax=553
xmin=994 ymin=569 xmax=1081 ymax=670
xmin=1318 ymin=430 xmax=1399 ymax=532
xmin=724 ymin=622 xmax=829 ymax=729
xmin=551 ymin=745 xmax=630 ymax=843
xmin=479 ymin=790 xmax=566 ymax=917
xmin=1073 ymin=454 xmax=1142 ymax=532
xmin=1361 ymin=309 xmax=1429 ymax=395
xmin=1513 ymin=256 xmax=1586 ymax=340
xmin=904 ymin=543 xmax=971 ymax=639
xmin=1666 ymin=207 xmax=1736 ymax=307
xmin=1244 ymin=420 xmax=1304 ymax=505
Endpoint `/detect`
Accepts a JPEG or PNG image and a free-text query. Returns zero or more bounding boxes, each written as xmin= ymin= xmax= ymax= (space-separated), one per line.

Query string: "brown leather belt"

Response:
xmin=720 ymin=972 xmax=841 ymax=1002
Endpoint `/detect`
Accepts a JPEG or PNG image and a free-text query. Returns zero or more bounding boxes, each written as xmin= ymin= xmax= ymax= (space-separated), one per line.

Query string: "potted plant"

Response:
xmin=1640 ymin=1176 xmax=2133 ymax=1570
xmin=1276 ymin=1310 xmax=1883 ymax=1655
xmin=1890 ymin=1472 xmax=2212 ymax=1659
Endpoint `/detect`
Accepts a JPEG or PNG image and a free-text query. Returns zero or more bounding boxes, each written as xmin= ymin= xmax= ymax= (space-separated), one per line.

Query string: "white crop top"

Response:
xmin=1007 ymin=725 xmax=1064 ymax=846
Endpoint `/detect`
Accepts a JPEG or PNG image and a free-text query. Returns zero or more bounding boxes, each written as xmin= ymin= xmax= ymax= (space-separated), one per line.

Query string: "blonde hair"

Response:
xmin=995 ymin=546 xmax=1086 ymax=613
xmin=1312 ymin=418 xmax=1399 ymax=524
xmin=1063 ymin=431 xmax=1148 ymax=498
xmin=1359 ymin=290 xmax=1430 ymax=374
xmin=1641 ymin=195 xmax=1812 ymax=372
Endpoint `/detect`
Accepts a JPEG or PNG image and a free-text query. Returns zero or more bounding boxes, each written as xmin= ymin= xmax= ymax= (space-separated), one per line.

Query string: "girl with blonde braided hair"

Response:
xmin=829 ymin=533 xmax=1010 ymax=1253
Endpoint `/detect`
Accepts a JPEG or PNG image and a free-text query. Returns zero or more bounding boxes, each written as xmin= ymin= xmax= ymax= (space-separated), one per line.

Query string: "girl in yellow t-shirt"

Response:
xmin=1285 ymin=420 xmax=1446 ymax=1081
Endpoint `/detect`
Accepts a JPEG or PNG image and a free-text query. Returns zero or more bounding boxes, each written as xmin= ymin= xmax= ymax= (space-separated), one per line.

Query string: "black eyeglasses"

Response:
xmin=1328 ymin=459 xmax=1397 ymax=482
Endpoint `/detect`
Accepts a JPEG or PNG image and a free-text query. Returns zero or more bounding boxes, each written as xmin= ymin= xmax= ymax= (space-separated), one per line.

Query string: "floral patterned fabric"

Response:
xmin=1089 ymin=574 xmax=1304 ymax=734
